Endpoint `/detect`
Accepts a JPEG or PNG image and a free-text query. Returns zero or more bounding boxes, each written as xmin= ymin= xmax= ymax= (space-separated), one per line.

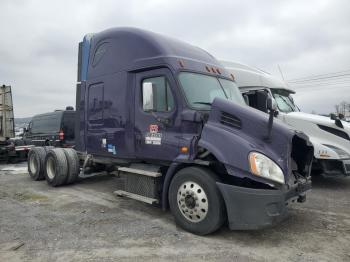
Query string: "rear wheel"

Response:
xmin=27 ymin=147 xmax=46 ymax=181
xmin=44 ymin=148 xmax=68 ymax=187
xmin=43 ymin=146 xmax=54 ymax=153
xmin=168 ymin=167 xmax=226 ymax=235
xmin=62 ymin=148 xmax=80 ymax=184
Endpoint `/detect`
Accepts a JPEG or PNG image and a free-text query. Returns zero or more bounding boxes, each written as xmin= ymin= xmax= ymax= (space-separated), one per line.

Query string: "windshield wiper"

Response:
xmin=279 ymin=95 xmax=295 ymax=112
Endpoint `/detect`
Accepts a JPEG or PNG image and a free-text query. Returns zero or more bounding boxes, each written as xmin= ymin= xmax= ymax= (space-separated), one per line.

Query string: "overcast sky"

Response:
xmin=1 ymin=0 xmax=349 ymax=117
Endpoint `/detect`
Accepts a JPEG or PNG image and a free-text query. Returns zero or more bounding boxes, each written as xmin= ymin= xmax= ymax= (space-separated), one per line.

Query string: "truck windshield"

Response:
xmin=178 ymin=72 xmax=245 ymax=109
xmin=271 ymin=89 xmax=299 ymax=113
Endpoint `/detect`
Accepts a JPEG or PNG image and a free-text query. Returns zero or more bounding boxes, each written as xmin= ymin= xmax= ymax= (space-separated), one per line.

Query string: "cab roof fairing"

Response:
xmin=222 ymin=61 xmax=295 ymax=94
xmin=82 ymin=27 xmax=231 ymax=80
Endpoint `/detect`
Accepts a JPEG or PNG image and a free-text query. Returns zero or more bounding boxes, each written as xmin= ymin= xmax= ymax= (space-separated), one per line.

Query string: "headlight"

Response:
xmin=323 ymin=144 xmax=350 ymax=159
xmin=248 ymin=152 xmax=285 ymax=184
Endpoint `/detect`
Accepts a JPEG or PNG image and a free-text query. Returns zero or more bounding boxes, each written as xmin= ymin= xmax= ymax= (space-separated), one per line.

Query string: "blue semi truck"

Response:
xmin=28 ymin=28 xmax=313 ymax=235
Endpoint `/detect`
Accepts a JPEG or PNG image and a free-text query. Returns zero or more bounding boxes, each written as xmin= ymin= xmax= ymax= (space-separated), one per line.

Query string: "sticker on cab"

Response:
xmin=145 ymin=124 xmax=162 ymax=145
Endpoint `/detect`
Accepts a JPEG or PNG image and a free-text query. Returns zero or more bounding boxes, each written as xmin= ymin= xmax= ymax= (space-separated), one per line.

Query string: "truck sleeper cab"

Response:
xmin=28 ymin=28 xmax=313 ymax=235
xmin=223 ymin=61 xmax=350 ymax=178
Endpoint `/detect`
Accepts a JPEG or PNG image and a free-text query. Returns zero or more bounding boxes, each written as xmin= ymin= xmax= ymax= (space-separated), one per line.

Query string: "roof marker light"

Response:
xmin=230 ymin=73 xmax=235 ymax=81
xmin=216 ymin=68 xmax=221 ymax=75
xmin=205 ymin=65 xmax=211 ymax=72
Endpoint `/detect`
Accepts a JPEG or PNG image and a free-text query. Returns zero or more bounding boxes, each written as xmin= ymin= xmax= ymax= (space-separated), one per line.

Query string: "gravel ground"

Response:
xmin=0 ymin=162 xmax=350 ymax=262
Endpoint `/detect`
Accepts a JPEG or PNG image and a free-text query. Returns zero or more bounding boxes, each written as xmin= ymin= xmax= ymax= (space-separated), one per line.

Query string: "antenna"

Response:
xmin=277 ymin=64 xmax=285 ymax=81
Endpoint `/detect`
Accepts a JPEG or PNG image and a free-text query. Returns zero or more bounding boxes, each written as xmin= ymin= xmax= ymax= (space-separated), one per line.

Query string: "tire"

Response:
xmin=168 ymin=167 xmax=226 ymax=235
xmin=62 ymin=148 xmax=80 ymax=184
xmin=27 ymin=147 xmax=46 ymax=181
xmin=43 ymin=146 xmax=54 ymax=153
xmin=44 ymin=148 xmax=68 ymax=187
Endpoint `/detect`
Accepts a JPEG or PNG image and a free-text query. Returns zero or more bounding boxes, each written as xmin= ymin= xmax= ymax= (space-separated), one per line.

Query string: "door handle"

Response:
xmin=156 ymin=116 xmax=172 ymax=126
xmin=135 ymin=133 xmax=142 ymax=145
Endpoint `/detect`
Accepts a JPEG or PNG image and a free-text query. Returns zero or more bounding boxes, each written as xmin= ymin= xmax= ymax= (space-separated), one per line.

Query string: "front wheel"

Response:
xmin=168 ymin=167 xmax=226 ymax=235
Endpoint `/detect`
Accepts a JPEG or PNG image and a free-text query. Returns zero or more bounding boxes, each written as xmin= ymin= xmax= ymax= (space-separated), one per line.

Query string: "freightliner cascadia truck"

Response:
xmin=27 ymin=28 xmax=313 ymax=235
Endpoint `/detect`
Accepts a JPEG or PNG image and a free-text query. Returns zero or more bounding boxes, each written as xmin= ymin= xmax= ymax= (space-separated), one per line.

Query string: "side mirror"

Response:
xmin=267 ymin=97 xmax=277 ymax=111
xmin=339 ymin=113 xmax=345 ymax=120
xmin=330 ymin=113 xmax=336 ymax=120
xmin=243 ymin=95 xmax=249 ymax=105
xmin=142 ymin=82 xmax=157 ymax=111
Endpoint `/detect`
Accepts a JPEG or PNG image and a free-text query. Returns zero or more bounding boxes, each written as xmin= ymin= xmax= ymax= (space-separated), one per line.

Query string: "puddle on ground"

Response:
xmin=0 ymin=164 xmax=28 ymax=175
xmin=13 ymin=191 xmax=48 ymax=202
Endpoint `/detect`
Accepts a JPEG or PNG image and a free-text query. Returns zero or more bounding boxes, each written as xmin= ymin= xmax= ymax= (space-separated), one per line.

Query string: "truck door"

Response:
xmin=134 ymin=68 xmax=180 ymax=160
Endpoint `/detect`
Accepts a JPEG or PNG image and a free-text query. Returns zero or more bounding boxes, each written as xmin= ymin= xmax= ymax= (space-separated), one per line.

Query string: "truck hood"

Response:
xmin=198 ymin=98 xmax=313 ymax=187
xmin=281 ymin=112 xmax=350 ymax=158
xmin=284 ymin=112 xmax=350 ymax=131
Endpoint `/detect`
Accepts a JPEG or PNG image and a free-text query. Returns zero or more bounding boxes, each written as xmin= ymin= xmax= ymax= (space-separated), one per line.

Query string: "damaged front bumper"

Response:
xmin=216 ymin=178 xmax=311 ymax=230
xmin=318 ymin=159 xmax=350 ymax=177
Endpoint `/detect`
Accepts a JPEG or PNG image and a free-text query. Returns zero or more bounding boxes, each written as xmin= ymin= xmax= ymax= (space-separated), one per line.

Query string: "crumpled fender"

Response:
xmin=198 ymin=98 xmax=310 ymax=185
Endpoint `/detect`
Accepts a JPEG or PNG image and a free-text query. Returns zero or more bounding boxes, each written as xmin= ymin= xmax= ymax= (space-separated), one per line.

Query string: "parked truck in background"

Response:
xmin=24 ymin=108 xmax=75 ymax=147
xmin=0 ymin=84 xmax=31 ymax=162
xmin=27 ymin=28 xmax=314 ymax=235
xmin=223 ymin=61 xmax=350 ymax=177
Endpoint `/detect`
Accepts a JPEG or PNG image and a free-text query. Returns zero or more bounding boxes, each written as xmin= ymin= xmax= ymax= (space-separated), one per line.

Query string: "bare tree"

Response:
xmin=335 ymin=105 xmax=340 ymax=114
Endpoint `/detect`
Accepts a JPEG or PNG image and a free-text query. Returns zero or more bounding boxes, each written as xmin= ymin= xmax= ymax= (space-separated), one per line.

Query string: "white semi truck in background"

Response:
xmin=223 ymin=61 xmax=350 ymax=177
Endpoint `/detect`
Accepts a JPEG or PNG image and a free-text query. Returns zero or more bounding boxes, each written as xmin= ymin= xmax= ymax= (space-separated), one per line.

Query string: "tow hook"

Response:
xmin=297 ymin=195 xmax=306 ymax=203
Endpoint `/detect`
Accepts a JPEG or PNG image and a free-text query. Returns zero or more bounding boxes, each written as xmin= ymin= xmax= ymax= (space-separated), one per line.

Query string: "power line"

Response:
xmin=294 ymin=85 xmax=350 ymax=92
xmin=289 ymin=80 xmax=350 ymax=86
xmin=287 ymin=69 xmax=350 ymax=82
xmin=288 ymin=73 xmax=350 ymax=83
xmin=288 ymin=76 xmax=350 ymax=84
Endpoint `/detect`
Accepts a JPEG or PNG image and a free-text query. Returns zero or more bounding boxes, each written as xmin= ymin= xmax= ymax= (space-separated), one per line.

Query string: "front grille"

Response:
xmin=318 ymin=125 xmax=350 ymax=141
xmin=220 ymin=112 xmax=241 ymax=129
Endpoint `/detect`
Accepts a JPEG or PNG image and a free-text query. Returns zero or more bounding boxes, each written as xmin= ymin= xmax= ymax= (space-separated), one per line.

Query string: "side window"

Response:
xmin=30 ymin=114 xmax=62 ymax=134
xmin=88 ymin=84 xmax=104 ymax=127
xmin=92 ymin=42 xmax=109 ymax=67
xmin=62 ymin=113 xmax=75 ymax=139
xmin=142 ymin=76 xmax=174 ymax=112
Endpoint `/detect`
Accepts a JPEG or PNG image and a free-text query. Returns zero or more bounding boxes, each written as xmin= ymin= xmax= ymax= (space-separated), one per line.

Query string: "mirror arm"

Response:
xmin=265 ymin=109 xmax=274 ymax=142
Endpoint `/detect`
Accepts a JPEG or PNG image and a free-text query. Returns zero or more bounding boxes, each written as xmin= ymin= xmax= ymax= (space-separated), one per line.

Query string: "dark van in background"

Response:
xmin=24 ymin=108 xmax=75 ymax=147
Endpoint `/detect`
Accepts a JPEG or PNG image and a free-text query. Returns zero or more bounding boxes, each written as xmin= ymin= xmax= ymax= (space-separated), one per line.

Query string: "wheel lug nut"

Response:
xmin=190 ymin=211 xmax=193 ymax=214
xmin=194 ymin=209 xmax=197 ymax=212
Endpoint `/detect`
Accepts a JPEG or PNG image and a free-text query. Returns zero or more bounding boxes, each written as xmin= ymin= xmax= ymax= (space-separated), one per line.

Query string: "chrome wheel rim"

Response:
xmin=29 ymin=154 xmax=38 ymax=174
xmin=46 ymin=157 xmax=55 ymax=180
xmin=177 ymin=181 xmax=208 ymax=223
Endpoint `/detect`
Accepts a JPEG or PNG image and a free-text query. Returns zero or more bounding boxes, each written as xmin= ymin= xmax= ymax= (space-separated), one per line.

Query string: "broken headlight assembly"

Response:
xmin=249 ymin=152 xmax=285 ymax=184
xmin=323 ymin=144 xmax=350 ymax=159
